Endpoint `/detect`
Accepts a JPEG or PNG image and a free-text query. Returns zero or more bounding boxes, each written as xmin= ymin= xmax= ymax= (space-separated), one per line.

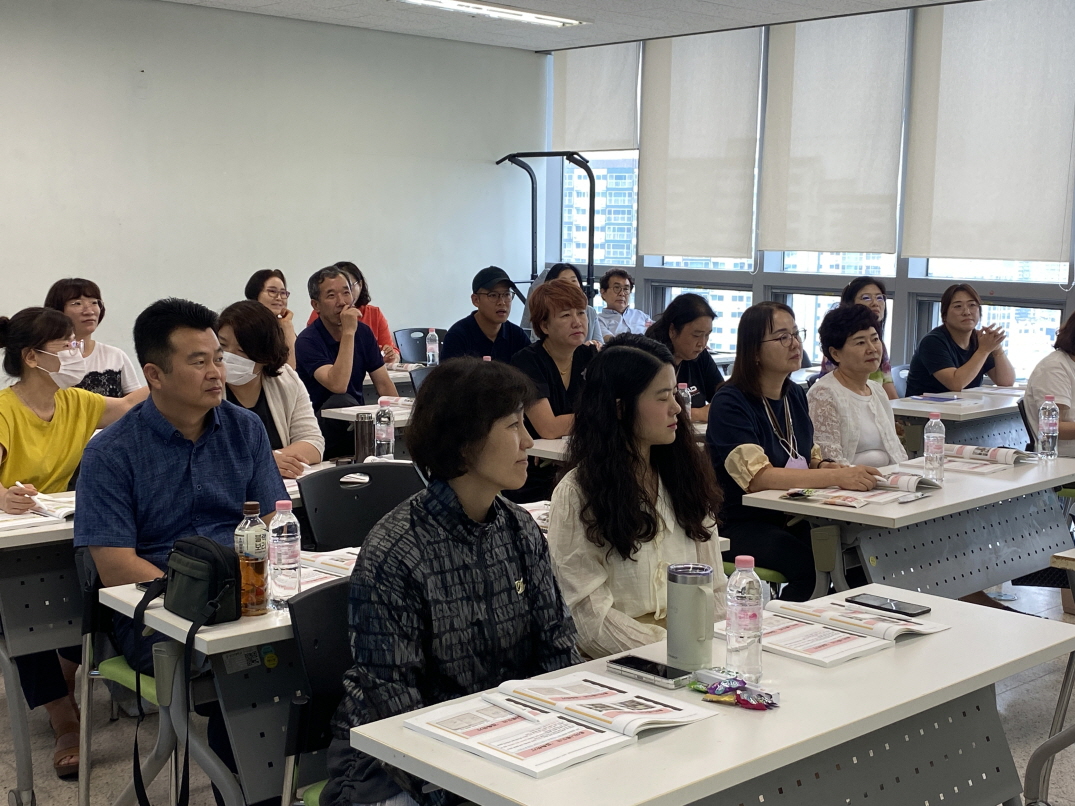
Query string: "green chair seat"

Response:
xmin=302 ymin=779 xmax=327 ymax=806
xmin=722 ymin=562 xmax=787 ymax=584
xmin=1058 ymin=487 xmax=1075 ymax=499
xmin=97 ymin=655 xmax=159 ymax=706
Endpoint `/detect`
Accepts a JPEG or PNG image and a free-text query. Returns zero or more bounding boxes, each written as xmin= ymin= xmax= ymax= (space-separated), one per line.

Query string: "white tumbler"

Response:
xmin=666 ymin=563 xmax=714 ymax=671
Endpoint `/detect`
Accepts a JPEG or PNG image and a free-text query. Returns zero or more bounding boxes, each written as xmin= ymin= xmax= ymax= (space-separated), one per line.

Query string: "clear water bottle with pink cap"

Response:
xmin=725 ymin=555 xmax=763 ymax=683
xmin=269 ymin=499 xmax=302 ymax=607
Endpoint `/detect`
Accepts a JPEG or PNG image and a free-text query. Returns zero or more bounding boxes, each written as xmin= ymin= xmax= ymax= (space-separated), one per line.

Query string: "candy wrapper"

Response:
xmin=692 ymin=668 xmax=779 ymax=709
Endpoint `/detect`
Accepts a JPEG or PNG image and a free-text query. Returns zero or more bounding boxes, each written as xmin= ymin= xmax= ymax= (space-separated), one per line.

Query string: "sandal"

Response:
xmin=52 ymin=719 xmax=80 ymax=779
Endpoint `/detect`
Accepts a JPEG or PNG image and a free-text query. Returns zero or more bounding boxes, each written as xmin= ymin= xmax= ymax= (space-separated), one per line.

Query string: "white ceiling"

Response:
xmin=155 ymin=0 xmax=949 ymax=51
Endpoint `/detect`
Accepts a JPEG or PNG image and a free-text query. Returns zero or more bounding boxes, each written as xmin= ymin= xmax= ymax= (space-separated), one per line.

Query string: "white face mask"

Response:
xmin=222 ymin=350 xmax=259 ymax=386
xmin=36 ymin=347 xmax=88 ymax=389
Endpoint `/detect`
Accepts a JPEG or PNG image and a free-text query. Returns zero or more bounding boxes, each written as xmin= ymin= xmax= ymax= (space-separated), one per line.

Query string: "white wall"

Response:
xmin=0 ymin=0 xmax=547 ymax=366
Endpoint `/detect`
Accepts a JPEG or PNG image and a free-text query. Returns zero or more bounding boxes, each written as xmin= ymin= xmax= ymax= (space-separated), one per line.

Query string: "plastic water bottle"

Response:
xmin=375 ymin=397 xmax=395 ymax=459
xmin=1039 ymin=395 xmax=1060 ymax=459
xmin=234 ymin=502 xmax=268 ymax=617
xmin=676 ymin=383 xmax=691 ymax=411
xmin=923 ymin=412 xmax=946 ymax=484
xmin=425 ymin=328 xmax=440 ymax=366
xmin=725 ymin=555 xmax=763 ymax=683
xmin=269 ymin=500 xmax=301 ymax=607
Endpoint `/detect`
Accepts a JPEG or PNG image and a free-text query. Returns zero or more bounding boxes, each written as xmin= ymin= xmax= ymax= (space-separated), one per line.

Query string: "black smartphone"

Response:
xmin=134 ymin=578 xmax=164 ymax=593
xmin=845 ymin=593 xmax=931 ymax=618
xmin=606 ymin=655 xmax=693 ymax=689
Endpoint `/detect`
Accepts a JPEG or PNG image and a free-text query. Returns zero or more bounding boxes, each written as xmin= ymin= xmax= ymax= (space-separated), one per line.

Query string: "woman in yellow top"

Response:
xmin=0 ymin=307 xmax=144 ymax=779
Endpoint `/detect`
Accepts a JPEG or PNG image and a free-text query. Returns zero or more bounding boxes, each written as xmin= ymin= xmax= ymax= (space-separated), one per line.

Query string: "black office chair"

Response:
xmin=281 ymin=577 xmax=352 ymax=806
xmin=393 ymin=328 xmax=448 ymax=365
xmin=891 ymin=363 xmax=910 ymax=398
xmin=297 ymin=463 xmax=427 ymax=551
xmin=408 ymin=366 xmax=434 ymax=392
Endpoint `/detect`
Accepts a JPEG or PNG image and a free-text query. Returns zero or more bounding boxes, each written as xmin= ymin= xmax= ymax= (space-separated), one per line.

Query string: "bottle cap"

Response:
xmin=734 ymin=555 xmax=755 ymax=570
xmin=428 ymin=327 xmax=436 ymax=333
xmin=378 ymin=396 xmax=393 ymax=407
xmin=483 ymin=356 xmax=492 ymax=361
xmin=677 ymin=383 xmax=688 ymax=389
xmin=276 ymin=500 xmax=293 ymax=512
xmin=242 ymin=501 xmax=259 ymax=516
xmin=1046 ymin=395 xmax=1056 ymax=402
xmin=929 ymin=412 xmax=941 ymax=419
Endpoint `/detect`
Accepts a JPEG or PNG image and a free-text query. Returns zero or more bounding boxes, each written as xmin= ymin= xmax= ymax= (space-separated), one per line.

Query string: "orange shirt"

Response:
xmin=306 ymin=304 xmax=395 ymax=349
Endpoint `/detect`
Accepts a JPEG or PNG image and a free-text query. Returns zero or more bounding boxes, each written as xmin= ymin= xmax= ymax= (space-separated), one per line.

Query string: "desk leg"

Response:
xmin=809 ymin=524 xmax=844 ymax=598
xmin=0 ymin=641 xmax=35 ymax=806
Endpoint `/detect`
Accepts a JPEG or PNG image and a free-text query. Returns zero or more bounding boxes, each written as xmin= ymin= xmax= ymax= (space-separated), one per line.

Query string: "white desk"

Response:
xmin=743 ymin=459 xmax=1075 ymax=598
xmin=0 ymin=497 xmax=82 ymax=806
xmin=527 ymin=424 xmax=707 ymax=463
xmin=321 ymin=404 xmax=411 ymax=428
xmin=352 ymin=584 xmax=1073 ymax=806
xmin=892 ymin=391 xmax=1027 ymax=457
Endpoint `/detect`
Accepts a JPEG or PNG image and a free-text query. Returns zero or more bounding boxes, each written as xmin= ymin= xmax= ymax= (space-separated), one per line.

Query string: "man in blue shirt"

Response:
xmin=441 ymin=266 xmax=531 ymax=363
xmin=75 ymin=298 xmax=286 ymax=803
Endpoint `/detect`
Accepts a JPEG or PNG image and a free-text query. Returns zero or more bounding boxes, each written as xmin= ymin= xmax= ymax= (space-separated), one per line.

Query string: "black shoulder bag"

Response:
xmin=130 ymin=536 xmax=241 ymax=806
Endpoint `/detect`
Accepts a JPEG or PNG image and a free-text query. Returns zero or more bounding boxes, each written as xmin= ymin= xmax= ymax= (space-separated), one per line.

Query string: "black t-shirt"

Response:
xmin=227 ymin=386 xmax=284 ymax=451
xmin=676 ymin=351 xmax=724 ymax=408
xmin=906 ymin=325 xmax=996 ymax=397
xmin=441 ymin=313 xmax=531 ymax=363
xmin=510 ymin=342 xmax=598 ymax=439
xmin=707 ymin=381 xmax=814 ymax=524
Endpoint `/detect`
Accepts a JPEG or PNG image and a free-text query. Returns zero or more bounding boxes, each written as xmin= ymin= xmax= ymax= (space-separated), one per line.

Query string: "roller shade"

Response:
xmin=552 ymin=42 xmax=640 ymax=151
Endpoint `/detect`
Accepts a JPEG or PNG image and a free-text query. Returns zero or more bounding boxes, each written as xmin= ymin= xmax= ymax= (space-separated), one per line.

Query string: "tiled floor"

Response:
xmin=2 ymin=584 xmax=1075 ymax=805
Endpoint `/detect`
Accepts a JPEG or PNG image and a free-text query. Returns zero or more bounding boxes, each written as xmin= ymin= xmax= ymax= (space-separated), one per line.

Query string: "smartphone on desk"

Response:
xmin=845 ymin=593 xmax=931 ymax=618
xmin=134 ymin=578 xmax=165 ymax=596
xmin=606 ymin=655 xmax=693 ymax=689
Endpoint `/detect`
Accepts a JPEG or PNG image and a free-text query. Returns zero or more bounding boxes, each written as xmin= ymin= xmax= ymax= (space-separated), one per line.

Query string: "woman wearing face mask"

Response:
xmin=646 ymin=293 xmax=723 ymax=423
xmin=218 ymin=301 xmax=324 ymax=478
xmin=0 ymin=307 xmax=139 ymax=778
xmin=44 ymin=277 xmax=147 ymax=399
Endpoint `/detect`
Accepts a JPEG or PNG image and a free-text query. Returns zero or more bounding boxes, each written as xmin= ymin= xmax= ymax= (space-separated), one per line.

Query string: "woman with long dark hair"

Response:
xmin=906 ymin=282 xmax=1015 ymax=396
xmin=546 ymin=335 xmax=726 ymax=659
xmin=707 ymin=302 xmax=882 ymax=601
xmin=818 ymin=277 xmax=897 ymax=399
xmin=646 ymin=293 xmax=723 ymax=422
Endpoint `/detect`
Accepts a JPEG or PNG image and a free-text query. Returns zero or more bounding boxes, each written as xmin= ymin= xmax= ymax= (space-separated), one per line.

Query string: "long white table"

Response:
xmin=351 ymin=584 xmax=1075 ymax=806
xmin=527 ymin=423 xmax=707 ymax=463
xmin=321 ymin=404 xmax=412 ymax=428
xmin=743 ymin=459 xmax=1075 ymax=598
xmin=892 ymin=390 xmax=1026 ymax=456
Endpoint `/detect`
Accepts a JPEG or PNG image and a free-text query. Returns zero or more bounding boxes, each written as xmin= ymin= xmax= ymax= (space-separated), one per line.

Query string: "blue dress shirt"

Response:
xmin=74 ymin=396 xmax=288 ymax=570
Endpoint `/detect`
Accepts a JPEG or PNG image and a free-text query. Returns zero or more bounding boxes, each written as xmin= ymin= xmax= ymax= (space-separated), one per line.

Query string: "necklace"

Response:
xmin=12 ymin=383 xmax=55 ymax=421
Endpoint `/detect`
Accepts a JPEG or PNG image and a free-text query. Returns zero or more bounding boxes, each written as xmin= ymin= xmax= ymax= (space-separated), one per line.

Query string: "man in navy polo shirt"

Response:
xmin=75 ymin=298 xmax=286 ymax=804
xmin=441 ymin=266 xmax=531 ymax=363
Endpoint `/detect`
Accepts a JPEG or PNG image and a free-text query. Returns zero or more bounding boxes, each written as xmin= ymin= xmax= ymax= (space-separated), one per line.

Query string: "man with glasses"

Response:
xmin=596 ymin=269 xmax=652 ymax=342
xmin=441 ymin=266 xmax=531 ymax=363
xmin=296 ymin=265 xmax=398 ymax=456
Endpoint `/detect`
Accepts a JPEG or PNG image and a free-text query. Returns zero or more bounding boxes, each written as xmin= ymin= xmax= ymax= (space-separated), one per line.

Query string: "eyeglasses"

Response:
xmin=479 ymin=291 xmax=515 ymax=303
xmin=264 ymin=288 xmax=291 ymax=299
xmin=858 ymin=294 xmax=887 ymax=304
xmin=762 ymin=329 xmax=807 ymax=349
xmin=66 ymin=339 xmax=85 ymax=354
xmin=322 ymin=288 xmax=354 ymax=303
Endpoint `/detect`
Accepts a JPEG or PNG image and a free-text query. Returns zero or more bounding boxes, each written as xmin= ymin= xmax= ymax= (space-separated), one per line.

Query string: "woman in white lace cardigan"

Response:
xmin=808 ymin=305 xmax=907 ymax=467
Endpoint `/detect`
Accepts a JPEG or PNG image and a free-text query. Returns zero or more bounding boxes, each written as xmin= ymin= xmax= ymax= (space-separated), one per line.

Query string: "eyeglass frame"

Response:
xmin=477 ymin=290 xmax=516 ymax=303
xmin=263 ymin=288 xmax=291 ymax=299
xmin=761 ymin=329 xmax=807 ymax=349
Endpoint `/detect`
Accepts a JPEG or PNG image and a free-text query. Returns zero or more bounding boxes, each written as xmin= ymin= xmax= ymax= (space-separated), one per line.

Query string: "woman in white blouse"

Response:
xmin=1025 ymin=311 xmax=1075 ymax=456
xmin=217 ymin=301 xmax=324 ymax=478
xmin=547 ymin=334 xmax=726 ymax=660
xmin=808 ymin=305 xmax=907 ymax=467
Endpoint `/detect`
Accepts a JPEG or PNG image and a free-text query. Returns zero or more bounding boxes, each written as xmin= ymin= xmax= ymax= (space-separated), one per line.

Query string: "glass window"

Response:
xmin=926 ymin=259 xmax=1068 ymax=284
xmin=659 ymin=286 xmax=753 ymax=352
xmin=782 ymin=252 xmax=896 ymax=276
xmin=562 ymin=151 xmax=638 ymax=267
xmin=925 ymin=302 xmax=1062 ymax=380
xmin=662 ymin=256 xmax=753 ymax=271
xmin=782 ymin=293 xmax=842 ymax=366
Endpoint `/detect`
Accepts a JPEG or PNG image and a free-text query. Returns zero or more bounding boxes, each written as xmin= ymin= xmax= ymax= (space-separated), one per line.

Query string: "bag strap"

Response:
xmin=132 ymin=579 xmax=234 ymax=806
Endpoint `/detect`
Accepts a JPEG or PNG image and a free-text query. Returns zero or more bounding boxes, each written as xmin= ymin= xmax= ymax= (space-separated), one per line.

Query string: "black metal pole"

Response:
xmin=565 ymin=153 xmax=596 ymax=302
xmin=504 ymin=156 xmax=538 ymax=281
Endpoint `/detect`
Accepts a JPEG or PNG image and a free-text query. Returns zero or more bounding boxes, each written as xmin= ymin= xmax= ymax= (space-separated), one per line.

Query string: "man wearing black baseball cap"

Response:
xmin=441 ymin=266 xmax=531 ymax=363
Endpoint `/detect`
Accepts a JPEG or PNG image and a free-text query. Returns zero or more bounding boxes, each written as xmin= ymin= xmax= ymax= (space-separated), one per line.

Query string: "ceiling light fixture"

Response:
xmin=393 ymin=0 xmax=585 ymax=27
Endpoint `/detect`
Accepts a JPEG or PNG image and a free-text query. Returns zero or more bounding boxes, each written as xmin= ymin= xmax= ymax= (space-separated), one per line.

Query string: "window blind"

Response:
xmin=552 ymin=43 xmax=640 ymax=152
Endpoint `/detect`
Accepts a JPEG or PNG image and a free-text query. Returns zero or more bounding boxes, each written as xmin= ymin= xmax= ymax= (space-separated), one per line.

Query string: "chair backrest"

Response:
xmin=286 ymin=577 xmax=352 ymax=754
xmin=297 ymin=462 xmax=427 ymax=550
xmin=1017 ymin=397 xmax=1037 ymax=451
xmin=892 ymin=363 xmax=911 ymax=398
xmin=393 ymin=328 xmax=448 ymax=365
xmin=408 ymin=366 xmax=434 ymax=392
xmin=806 ymin=372 xmax=821 ymax=389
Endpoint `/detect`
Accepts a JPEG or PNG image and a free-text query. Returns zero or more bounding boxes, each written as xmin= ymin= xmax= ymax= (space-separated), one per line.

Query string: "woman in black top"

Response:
xmin=647 ymin=293 xmax=723 ymax=422
xmin=707 ymin=301 xmax=882 ymax=600
xmin=509 ymin=279 xmax=597 ymax=502
xmin=906 ymin=283 xmax=1016 ymax=396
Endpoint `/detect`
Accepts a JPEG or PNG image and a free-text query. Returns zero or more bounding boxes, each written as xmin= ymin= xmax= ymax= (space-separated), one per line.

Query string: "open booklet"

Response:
xmin=715 ymin=600 xmax=949 ymax=668
xmin=299 ymin=548 xmax=359 ymax=577
xmin=903 ymin=444 xmax=1036 ymax=475
xmin=404 ymin=672 xmax=714 ymax=778
xmin=784 ymin=472 xmax=939 ymax=508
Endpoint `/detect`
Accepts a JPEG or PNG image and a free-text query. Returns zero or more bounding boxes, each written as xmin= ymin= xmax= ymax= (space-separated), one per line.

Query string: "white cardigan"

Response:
xmin=262 ymin=364 xmax=325 ymax=459
xmin=806 ymin=372 xmax=906 ymax=466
